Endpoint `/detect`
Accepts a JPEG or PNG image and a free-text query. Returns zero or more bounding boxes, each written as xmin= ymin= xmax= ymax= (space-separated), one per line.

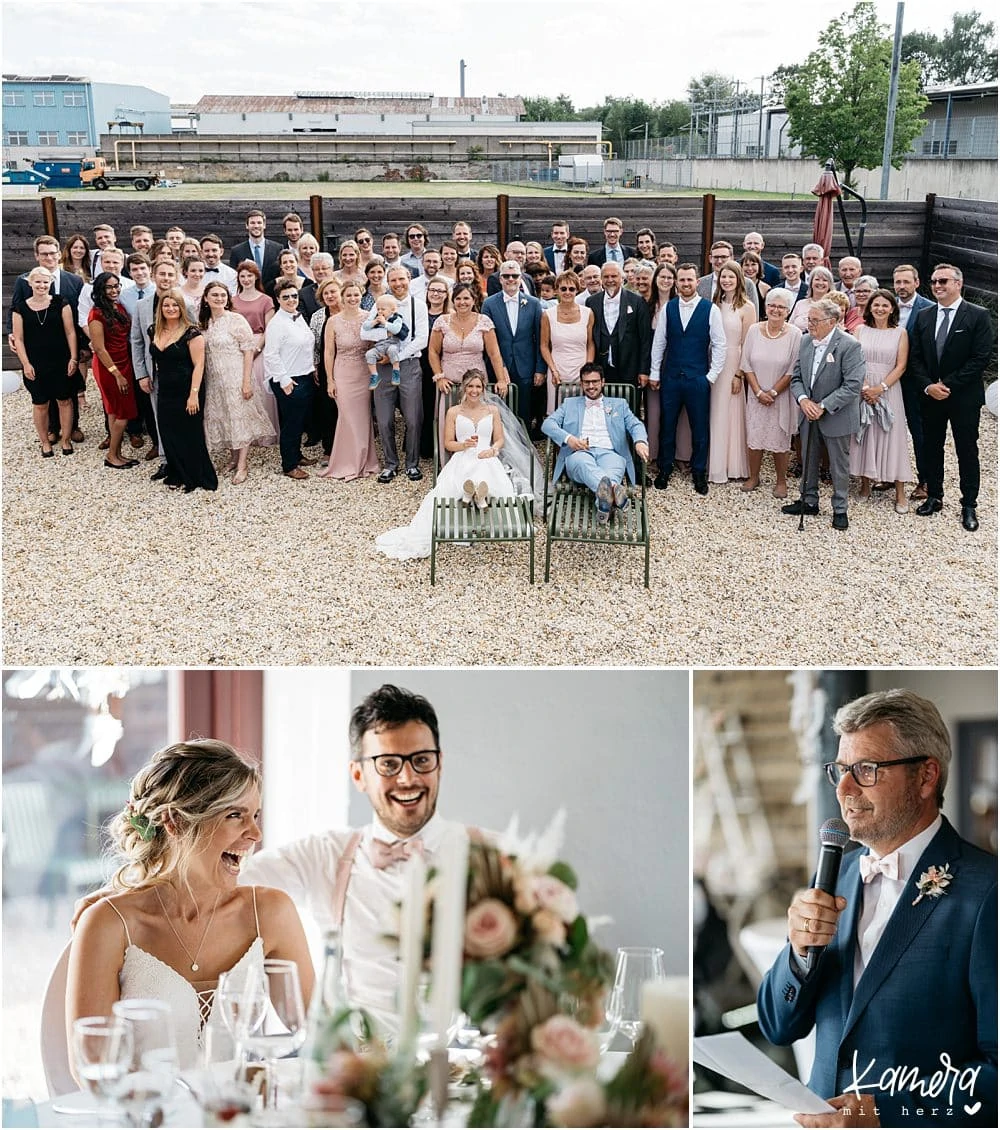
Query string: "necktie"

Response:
xmin=859 ymin=851 xmax=900 ymax=883
xmin=253 ymin=245 xmax=262 ymax=270
xmin=369 ymin=837 xmax=425 ymax=869
xmin=935 ymin=307 xmax=952 ymax=360
xmin=137 ymin=289 xmax=145 ymax=300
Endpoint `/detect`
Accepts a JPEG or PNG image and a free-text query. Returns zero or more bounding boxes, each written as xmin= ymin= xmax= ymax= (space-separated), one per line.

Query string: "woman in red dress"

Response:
xmin=87 ymin=272 xmax=139 ymax=469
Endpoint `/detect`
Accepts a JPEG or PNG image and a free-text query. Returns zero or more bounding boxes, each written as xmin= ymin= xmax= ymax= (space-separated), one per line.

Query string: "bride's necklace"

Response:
xmin=154 ymin=886 xmax=221 ymax=972
xmin=762 ymin=322 xmax=786 ymax=340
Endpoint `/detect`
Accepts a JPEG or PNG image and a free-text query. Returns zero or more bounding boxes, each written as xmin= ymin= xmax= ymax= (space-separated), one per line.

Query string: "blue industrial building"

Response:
xmin=2 ymin=74 xmax=171 ymax=164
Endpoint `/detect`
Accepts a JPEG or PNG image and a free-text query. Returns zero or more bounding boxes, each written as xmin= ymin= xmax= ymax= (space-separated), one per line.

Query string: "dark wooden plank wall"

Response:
xmin=928 ymin=196 xmax=998 ymax=297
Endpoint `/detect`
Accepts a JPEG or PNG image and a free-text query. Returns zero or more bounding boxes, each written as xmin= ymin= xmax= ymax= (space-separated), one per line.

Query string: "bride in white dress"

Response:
xmin=376 ymin=368 xmax=542 ymax=560
xmin=67 ymin=741 xmax=314 ymax=1071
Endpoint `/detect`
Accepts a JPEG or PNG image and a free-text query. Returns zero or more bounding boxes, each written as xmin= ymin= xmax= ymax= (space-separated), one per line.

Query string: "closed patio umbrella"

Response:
xmin=811 ymin=162 xmax=842 ymax=270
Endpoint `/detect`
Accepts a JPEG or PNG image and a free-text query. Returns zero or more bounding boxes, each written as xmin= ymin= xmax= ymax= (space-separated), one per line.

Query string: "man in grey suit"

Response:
xmin=781 ymin=298 xmax=865 ymax=530
xmin=697 ymin=240 xmax=758 ymax=314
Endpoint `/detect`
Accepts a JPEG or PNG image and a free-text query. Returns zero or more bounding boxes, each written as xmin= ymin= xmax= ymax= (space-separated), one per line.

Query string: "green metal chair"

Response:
xmin=542 ymin=382 xmax=650 ymax=586
xmin=430 ymin=384 xmax=536 ymax=584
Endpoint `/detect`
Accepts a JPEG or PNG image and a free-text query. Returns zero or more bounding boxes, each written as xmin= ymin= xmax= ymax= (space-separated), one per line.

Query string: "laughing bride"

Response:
xmin=67 ymin=740 xmax=314 ymax=1071
xmin=375 ymin=368 xmax=542 ymax=560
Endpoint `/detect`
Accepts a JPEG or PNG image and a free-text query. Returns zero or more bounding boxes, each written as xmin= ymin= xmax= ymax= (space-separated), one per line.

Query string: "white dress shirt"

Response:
xmin=203 ymin=261 xmax=238 ymax=295
xmin=241 ymin=813 xmax=463 ymax=1033
xmin=361 ymin=293 xmax=429 ymax=362
xmin=580 ymin=397 xmax=614 ymax=450
xmin=650 ymin=297 xmax=727 ymax=384
xmin=264 ymin=308 xmax=315 ymax=388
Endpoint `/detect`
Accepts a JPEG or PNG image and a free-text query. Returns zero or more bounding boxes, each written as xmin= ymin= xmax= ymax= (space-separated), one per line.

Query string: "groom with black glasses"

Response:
xmin=758 ymin=689 xmax=996 ymax=1128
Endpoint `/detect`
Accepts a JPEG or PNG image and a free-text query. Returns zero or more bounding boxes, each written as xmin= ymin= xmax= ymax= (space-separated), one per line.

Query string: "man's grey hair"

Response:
xmin=839 ymin=256 xmax=862 ymax=269
xmin=311 ymin=252 xmax=334 ymax=269
xmin=802 ymin=242 xmax=825 ymax=257
xmin=813 ymin=298 xmax=842 ymax=323
xmin=500 ymin=260 xmax=522 ymax=275
xmin=833 ymin=689 xmax=951 ymax=805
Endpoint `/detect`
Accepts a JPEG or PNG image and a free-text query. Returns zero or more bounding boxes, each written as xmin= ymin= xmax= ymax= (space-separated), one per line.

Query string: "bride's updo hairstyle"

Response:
xmin=460 ymin=368 xmax=487 ymax=396
xmin=107 ymin=740 xmax=261 ymax=890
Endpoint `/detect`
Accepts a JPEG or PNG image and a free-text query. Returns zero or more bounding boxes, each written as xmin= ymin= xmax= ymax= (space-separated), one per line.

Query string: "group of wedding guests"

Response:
xmin=7 ymin=211 xmax=989 ymax=531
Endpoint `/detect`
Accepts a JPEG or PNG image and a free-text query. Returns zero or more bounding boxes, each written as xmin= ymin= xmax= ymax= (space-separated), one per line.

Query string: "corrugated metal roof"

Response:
xmin=192 ymin=94 xmax=525 ymax=115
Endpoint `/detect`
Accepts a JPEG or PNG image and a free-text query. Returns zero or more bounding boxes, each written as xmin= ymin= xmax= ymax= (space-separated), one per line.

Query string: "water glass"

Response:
xmin=243 ymin=959 xmax=307 ymax=1109
xmin=71 ymin=1016 xmax=133 ymax=1126
xmin=606 ymin=946 xmax=665 ymax=1048
xmin=112 ymin=999 xmax=179 ymax=1127
xmin=217 ymin=968 xmax=268 ymax=1080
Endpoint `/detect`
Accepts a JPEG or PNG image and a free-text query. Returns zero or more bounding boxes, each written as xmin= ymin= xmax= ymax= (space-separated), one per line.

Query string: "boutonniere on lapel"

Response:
xmin=519 ymin=298 xmax=527 ymax=309
xmin=605 ymin=406 xmax=616 ymax=417
xmin=912 ymin=863 xmax=952 ymax=905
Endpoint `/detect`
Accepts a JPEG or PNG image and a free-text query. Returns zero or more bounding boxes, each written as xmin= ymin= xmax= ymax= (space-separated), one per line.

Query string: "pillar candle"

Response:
xmin=640 ymin=976 xmax=689 ymax=1065
xmin=398 ymin=853 xmax=427 ymax=1055
xmin=429 ymin=826 xmax=470 ymax=1049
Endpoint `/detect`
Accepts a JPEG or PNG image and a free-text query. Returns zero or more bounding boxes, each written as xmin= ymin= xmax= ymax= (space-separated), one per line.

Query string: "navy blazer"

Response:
xmin=758 ymin=817 xmax=997 ymax=1127
xmin=481 ymin=292 xmax=544 ymax=383
xmin=543 ymin=244 xmax=570 ymax=273
xmin=587 ymin=244 xmax=636 ymax=268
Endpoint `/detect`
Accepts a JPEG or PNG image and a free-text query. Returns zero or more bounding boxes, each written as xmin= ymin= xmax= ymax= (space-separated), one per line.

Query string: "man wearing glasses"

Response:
xmin=758 ymin=689 xmax=996 ymax=1128
xmin=908 ymin=264 xmax=992 ymax=533
xmin=400 ymin=224 xmax=428 ymax=276
xmin=241 ymin=684 xmax=467 ymax=1034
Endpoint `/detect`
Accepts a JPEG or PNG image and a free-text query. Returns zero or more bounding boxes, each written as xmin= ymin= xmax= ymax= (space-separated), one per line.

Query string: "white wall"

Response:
xmin=348 ymin=668 xmax=690 ymax=974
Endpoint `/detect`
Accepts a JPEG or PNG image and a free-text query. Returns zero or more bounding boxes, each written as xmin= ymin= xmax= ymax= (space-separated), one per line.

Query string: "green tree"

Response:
xmin=653 ymin=100 xmax=690 ymax=138
xmin=783 ymin=1 xmax=928 ymax=186
xmin=521 ymin=94 xmax=577 ymax=121
xmin=600 ymin=97 xmax=656 ymax=156
xmin=902 ymin=11 xmax=997 ymax=85
xmin=686 ymin=72 xmax=736 ymax=108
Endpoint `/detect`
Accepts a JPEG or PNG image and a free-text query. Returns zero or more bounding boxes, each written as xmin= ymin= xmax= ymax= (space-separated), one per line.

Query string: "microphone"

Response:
xmin=804 ymin=817 xmax=849 ymax=972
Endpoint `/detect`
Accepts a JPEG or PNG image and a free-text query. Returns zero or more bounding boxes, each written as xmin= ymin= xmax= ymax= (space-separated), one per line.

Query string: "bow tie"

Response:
xmin=369 ymin=837 xmax=425 ymax=869
xmin=205 ymin=267 xmax=220 ymax=273
xmin=859 ymin=852 xmax=900 ymax=883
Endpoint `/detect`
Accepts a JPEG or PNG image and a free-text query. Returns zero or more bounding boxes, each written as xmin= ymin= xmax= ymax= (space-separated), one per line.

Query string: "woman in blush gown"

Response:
xmin=319 ymin=282 xmax=379 ymax=481
xmin=232 ymin=260 xmax=278 ymax=440
xmin=850 ymin=288 xmax=911 ymax=513
xmin=67 ymin=740 xmax=313 ymax=1071
xmin=540 ymin=271 xmax=594 ymax=416
xmin=376 ymin=369 xmax=538 ymax=560
xmin=708 ymin=261 xmax=754 ymax=483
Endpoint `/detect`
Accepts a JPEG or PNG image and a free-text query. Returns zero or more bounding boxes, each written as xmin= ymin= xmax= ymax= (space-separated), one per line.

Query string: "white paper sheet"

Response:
xmin=694 ymin=1032 xmax=836 ymax=1115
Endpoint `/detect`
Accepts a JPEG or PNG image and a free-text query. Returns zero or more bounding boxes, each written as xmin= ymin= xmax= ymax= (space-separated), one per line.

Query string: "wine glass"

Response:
xmin=216 ymin=968 xmax=268 ymax=1082
xmin=606 ymin=946 xmax=665 ymax=1049
xmin=71 ymin=1016 xmax=133 ymax=1126
xmin=111 ymin=999 xmax=179 ymax=1127
xmin=243 ymin=959 xmax=307 ymax=1110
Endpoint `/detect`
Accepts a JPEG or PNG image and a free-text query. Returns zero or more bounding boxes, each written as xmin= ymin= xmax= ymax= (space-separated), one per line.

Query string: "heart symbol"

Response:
xmin=964 ymin=1102 xmax=981 ymax=1115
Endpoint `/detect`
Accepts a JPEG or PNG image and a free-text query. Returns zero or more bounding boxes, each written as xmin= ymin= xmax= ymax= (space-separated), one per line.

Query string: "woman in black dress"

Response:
xmin=10 ymin=266 xmax=78 ymax=456
xmin=149 ymin=289 xmax=217 ymax=492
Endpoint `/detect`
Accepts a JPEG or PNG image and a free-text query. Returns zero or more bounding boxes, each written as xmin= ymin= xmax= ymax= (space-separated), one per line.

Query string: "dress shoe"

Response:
xmin=284 ymin=467 xmax=309 ymax=480
xmin=612 ymin=482 xmax=630 ymax=516
xmin=150 ymin=465 xmax=169 ymax=481
xmin=693 ymin=473 xmax=708 ymax=495
xmin=144 ymin=447 xmax=160 ymax=461
xmin=71 ymin=428 xmax=85 ymax=443
xmin=474 ymin=481 xmax=489 ymax=510
xmin=98 ymin=437 xmax=111 ymax=450
xmin=915 ymin=498 xmax=942 ymax=517
xmin=406 ymin=466 xmax=423 ymax=482
xmin=832 ymin=512 xmax=849 ymax=531
xmin=653 ymin=471 xmax=671 ymax=490
xmin=596 ymin=476 xmax=614 ymax=522
xmin=377 ymin=468 xmax=396 ymax=483
xmin=298 ymin=455 xmax=318 ymax=467
xmin=961 ymin=506 xmax=979 ymax=532
xmin=462 ymin=479 xmax=476 ymax=505
xmin=128 ymin=433 xmax=147 ymax=449
xmin=909 ymin=483 xmax=928 ymax=501
xmin=781 ymin=500 xmax=819 ymax=516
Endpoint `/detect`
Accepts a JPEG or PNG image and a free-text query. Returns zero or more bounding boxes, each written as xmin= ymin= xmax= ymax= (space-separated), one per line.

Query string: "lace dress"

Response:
xmin=106 ymin=891 xmax=264 ymax=1070
xmin=203 ymin=311 xmax=277 ymax=450
xmin=375 ymin=413 xmax=517 ymax=560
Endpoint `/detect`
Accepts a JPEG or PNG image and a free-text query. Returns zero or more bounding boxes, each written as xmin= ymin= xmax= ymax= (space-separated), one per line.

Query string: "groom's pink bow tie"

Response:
xmin=859 ymin=851 xmax=900 ymax=883
xmin=369 ymin=837 xmax=425 ymax=870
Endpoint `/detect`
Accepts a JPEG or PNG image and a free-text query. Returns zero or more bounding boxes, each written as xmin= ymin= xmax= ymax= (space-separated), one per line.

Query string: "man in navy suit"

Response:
xmin=587 ymin=216 xmax=635 ymax=267
xmin=908 ymin=263 xmax=992 ymax=532
xmin=893 ymin=264 xmax=935 ymax=501
xmin=543 ymin=220 xmax=571 ymax=274
xmin=542 ymin=363 xmax=649 ymax=523
xmin=758 ymin=688 xmax=996 ymax=1129
xmin=481 ymin=261 xmax=544 ymax=429
xmin=229 ymin=208 xmax=283 ymax=286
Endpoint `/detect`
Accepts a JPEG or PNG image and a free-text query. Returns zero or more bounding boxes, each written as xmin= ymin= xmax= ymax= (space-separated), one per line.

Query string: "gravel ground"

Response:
xmin=2 ymin=387 xmax=996 ymax=666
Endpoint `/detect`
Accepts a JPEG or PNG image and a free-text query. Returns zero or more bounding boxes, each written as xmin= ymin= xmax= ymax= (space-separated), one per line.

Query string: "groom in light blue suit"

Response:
xmin=758 ymin=689 xmax=997 ymax=1129
xmin=542 ymin=363 xmax=648 ymax=520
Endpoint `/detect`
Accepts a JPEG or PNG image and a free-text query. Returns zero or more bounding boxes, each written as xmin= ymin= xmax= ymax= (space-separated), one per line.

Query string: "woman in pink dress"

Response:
xmin=739 ymin=288 xmax=801 ymax=498
xmin=850 ymin=288 xmax=911 ymax=513
xmin=232 ymin=260 xmax=278 ymax=440
xmin=789 ymin=267 xmax=835 ymax=332
xmin=319 ymin=282 xmax=379 ymax=481
xmin=708 ymin=261 xmax=754 ymax=483
xmin=540 ymin=271 xmax=594 ymax=416
xmin=427 ymin=283 xmax=508 ymax=464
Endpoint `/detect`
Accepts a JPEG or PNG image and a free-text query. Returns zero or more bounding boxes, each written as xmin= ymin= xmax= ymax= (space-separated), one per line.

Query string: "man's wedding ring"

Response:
xmin=804 ymin=917 xmax=811 ymax=933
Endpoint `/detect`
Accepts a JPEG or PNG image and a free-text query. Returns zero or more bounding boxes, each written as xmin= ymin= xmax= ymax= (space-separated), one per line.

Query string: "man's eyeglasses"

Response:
xmin=357 ymin=237 xmax=372 ymax=245
xmin=360 ymin=750 xmax=440 ymax=777
xmin=824 ymin=755 xmax=928 ymax=788
xmin=501 ymin=273 xmax=520 ymax=280
xmin=930 ymin=277 xmax=956 ymax=285
xmin=580 ymin=378 xmax=603 ymax=386
xmin=407 ymin=233 xmax=425 ymax=241
xmin=278 ymin=292 xmax=299 ymax=301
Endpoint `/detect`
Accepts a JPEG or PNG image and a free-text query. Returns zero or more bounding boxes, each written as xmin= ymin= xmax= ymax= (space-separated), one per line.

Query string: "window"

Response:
xmin=3 ymin=91 xmax=26 ymax=106
xmin=37 ymin=131 xmax=58 ymax=145
xmin=64 ymin=91 xmax=85 ymax=106
xmin=33 ymin=90 xmax=55 ymax=106
xmin=5 ymin=131 xmax=29 ymax=146
xmin=922 ymin=138 xmax=959 ymax=156
xmin=67 ymin=131 xmax=88 ymax=145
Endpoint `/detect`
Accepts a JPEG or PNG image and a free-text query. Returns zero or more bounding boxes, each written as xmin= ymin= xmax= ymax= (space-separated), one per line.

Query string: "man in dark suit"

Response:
xmin=587 ymin=217 xmax=635 ymax=267
xmin=893 ymin=264 xmax=935 ymax=501
xmin=742 ymin=232 xmax=782 ymax=287
xmin=758 ymin=688 xmax=996 ymax=1129
xmin=543 ymin=220 xmax=571 ymax=274
xmin=782 ymin=298 xmax=865 ymax=529
xmin=229 ymin=208 xmax=283 ymax=286
xmin=481 ymin=261 xmax=545 ymax=429
xmin=7 ymin=234 xmax=85 ymax=441
xmin=779 ymin=252 xmax=810 ymax=303
xmin=908 ymin=263 xmax=992 ymax=532
xmin=586 ymin=262 xmax=652 ymax=394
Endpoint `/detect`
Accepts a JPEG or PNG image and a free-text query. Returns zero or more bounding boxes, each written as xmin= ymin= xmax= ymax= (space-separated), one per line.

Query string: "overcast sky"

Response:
xmin=1 ymin=0 xmax=979 ymax=108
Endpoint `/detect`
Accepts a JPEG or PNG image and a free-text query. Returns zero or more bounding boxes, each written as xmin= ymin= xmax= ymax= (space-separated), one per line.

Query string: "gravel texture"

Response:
xmin=2 ymin=387 xmax=996 ymax=666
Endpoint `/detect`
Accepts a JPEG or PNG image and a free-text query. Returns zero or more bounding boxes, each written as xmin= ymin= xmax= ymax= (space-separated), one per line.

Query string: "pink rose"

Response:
xmin=531 ymin=1015 xmax=600 ymax=1072
xmin=532 ymin=875 xmax=578 ymax=923
xmin=464 ymin=898 xmax=518 ymax=959
xmin=533 ymin=907 xmax=567 ymax=947
xmin=546 ymin=1077 xmax=606 ymax=1127
xmin=513 ymin=874 xmax=538 ymax=914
